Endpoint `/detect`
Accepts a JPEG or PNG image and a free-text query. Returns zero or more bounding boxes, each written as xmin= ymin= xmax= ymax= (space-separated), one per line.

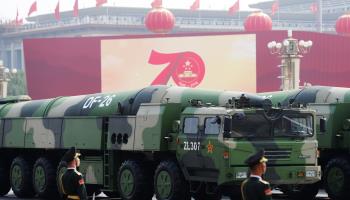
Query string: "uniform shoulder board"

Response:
xmin=259 ymin=179 xmax=269 ymax=185
xmin=74 ymin=169 xmax=82 ymax=176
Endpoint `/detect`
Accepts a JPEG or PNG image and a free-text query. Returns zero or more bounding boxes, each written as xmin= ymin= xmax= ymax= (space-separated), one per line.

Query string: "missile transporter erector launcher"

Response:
xmin=262 ymin=85 xmax=350 ymax=200
xmin=0 ymin=86 xmax=320 ymax=200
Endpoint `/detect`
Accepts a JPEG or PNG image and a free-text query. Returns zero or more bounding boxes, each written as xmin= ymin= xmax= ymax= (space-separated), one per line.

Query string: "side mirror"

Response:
xmin=172 ymin=120 xmax=180 ymax=133
xmin=224 ymin=117 xmax=232 ymax=137
xmin=320 ymin=118 xmax=326 ymax=133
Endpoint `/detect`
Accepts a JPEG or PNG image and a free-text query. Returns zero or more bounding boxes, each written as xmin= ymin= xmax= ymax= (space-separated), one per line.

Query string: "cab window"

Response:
xmin=183 ymin=117 xmax=199 ymax=134
xmin=204 ymin=117 xmax=220 ymax=135
xmin=231 ymin=114 xmax=270 ymax=137
xmin=274 ymin=114 xmax=313 ymax=137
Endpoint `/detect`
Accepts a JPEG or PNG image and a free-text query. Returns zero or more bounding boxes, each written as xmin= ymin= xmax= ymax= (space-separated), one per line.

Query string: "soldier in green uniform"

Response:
xmin=241 ymin=150 xmax=272 ymax=200
xmin=60 ymin=147 xmax=88 ymax=200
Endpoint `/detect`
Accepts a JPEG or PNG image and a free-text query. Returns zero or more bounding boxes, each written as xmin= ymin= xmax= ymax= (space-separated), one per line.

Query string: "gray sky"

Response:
xmin=0 ymin=0 xmax=268 ymax=21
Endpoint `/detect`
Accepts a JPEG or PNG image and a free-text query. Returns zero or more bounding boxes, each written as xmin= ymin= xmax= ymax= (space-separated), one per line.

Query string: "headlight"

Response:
xmin=236 ymin=172 xmax=247 ymax=179
xmin=306 ymin=170 xmax=316 ymax=177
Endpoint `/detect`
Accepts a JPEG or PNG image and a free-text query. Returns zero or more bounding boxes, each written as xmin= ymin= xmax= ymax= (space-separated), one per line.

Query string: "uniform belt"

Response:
xmin=67 ymin=195 xmax=80 ymax=200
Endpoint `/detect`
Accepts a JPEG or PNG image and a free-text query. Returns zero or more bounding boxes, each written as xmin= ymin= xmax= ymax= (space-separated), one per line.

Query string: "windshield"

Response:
xmin=274 ymin=115 xmax=313 ymax=137
xmin=230 ymin=112 xmax=313 ymax=138
xmin=231 ymin=114 xmax=271 ymax=137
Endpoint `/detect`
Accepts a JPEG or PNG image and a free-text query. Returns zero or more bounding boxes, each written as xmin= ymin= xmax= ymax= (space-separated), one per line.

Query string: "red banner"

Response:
xmin=28 ymin=1 xmax=37 ymax=17
xmin=190 ymin=0 xmax=200 ymax=11
xmin=228 ymin=0 xmax=239 ymax=15
xmin=55 ymin=1 xmax=60 ymax=21
xmin=73 ymin=0 xmax=79 ymax=17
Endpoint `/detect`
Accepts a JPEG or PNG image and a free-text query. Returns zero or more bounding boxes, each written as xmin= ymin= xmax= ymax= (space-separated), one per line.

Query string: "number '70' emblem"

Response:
xmin=148 ymin=50 xmax=206 ymax=87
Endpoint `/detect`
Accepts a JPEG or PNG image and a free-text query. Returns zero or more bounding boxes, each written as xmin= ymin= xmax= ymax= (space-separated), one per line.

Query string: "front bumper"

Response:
xmin=224 ymin=165 xmax=321 ymax=185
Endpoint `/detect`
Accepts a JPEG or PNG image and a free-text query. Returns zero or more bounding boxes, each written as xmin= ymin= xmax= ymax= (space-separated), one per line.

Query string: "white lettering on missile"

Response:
xmin=83 ymin=95 xmax=116 ymax=109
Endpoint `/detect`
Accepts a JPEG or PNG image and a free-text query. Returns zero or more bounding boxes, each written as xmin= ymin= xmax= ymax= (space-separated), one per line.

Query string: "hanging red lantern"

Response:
xmin=335 ymin=14 xmax=350 ymax=36
xmin=244 ymin=11 xmax=272 ymax=32
xmin=145 ymin=7 xmax=175 ymax=34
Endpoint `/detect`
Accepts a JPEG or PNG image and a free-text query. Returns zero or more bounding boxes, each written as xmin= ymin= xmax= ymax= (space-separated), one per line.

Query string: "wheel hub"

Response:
xmin=11 ymin=165 xmax=22 ymax=189
xmin=156 ymin=170 xmax=172 ymax=199
xmin=327 ymin=167 xmax=344 ymax=194
xmin=120 ymin=169 xmax=134 ymax=196
xmin=34 ymin=165 xmax=46 ymax=191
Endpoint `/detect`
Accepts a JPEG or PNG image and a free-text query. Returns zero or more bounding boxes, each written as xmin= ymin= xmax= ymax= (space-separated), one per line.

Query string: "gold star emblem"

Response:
xmin=207 ymin=141 xmax=214 ymax=153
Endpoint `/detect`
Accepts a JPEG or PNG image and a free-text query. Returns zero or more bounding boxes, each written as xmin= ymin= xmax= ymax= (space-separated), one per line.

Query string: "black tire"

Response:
xmin=0 ymin=159 xmax=11 ymax=196
xmin=280 ymin=182 xmax=319 ymax=200
xmin=154 ymin=160 xmax=190 ymax=200
xmin=10 ymin=156 xmax=35 ymax=198
xmin=324 ymin=158 xmax=350 ymax=200
xmin=32 ymin=157 xmax=58 ymax=198
xmin=117 ymin=160 xmax=153 ymax=200
xmin=56 ymin=161 xmax=68 ymax=198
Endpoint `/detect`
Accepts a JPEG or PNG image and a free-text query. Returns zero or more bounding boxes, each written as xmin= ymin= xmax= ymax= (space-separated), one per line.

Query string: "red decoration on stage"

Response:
xmin=244 ymin=11 xmax=272 ymax=31
xmin=336 ymin=14 xmax=350 ymax=36
xmin=145 ymin=7 xmax=175 ymax=34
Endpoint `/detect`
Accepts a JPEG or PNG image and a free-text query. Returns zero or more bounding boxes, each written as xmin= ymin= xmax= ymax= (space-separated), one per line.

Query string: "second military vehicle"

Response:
xmin=0 ymin=85 xmax=320 ymax=199
xmin=262 ymin=85 xmax=350 ymax=200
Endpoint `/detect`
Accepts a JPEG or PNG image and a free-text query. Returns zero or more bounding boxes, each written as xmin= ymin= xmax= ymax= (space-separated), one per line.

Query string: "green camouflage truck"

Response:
xmin=262 ymin=85 xmax=350 ymax=200
xmin=0 ymin=85 xmax=320 ymax=200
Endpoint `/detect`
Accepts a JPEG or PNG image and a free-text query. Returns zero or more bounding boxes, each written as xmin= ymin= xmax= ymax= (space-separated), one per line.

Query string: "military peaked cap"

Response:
xmin=61 ymin=147 xmax=81 ymax=163
xmin=245 ymin=149 xmax=268 ymax=168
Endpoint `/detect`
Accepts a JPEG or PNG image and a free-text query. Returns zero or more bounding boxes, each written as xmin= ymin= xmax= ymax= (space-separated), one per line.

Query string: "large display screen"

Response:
xmin=101 ymin=34 xmax=256 ymax=92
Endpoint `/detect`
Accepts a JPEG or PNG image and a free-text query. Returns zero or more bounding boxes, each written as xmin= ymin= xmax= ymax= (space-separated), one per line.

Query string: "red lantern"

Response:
xmin=244 ymin=11 xmax=272 ymax=32
xmin=336 ymin=14 xmax=350 ymax=36
xmin=145 ymin=7 xmax=175 ymax=34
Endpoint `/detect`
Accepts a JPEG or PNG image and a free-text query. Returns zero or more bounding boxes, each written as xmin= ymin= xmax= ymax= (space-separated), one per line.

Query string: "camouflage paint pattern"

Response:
xmin=176 ymin=106 xmax=319 ymax=185
xmin=261 ymin=85 xmax=350 ymax=149
xmin=0 ymin=85 xmax=320 ymax=189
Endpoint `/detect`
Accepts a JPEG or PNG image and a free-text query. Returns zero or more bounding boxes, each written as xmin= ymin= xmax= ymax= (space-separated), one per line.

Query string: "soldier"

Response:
xmin=241 ymin=150 xmax=272 ymax=200
xmin=60 ymin=147 xmax=88 ymax=200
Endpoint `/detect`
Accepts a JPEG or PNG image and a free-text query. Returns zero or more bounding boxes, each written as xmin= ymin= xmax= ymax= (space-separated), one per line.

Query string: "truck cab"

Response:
xmin=175 ymin=101 xmax=321 ymax=198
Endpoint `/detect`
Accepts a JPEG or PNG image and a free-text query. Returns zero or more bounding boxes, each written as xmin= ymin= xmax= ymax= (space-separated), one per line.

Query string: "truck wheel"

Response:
xmin=154 ymin=160 xmax=190 ymax=200
xmin=56 ymin=161 xmax=68 ymax=198
xmin=324 ymin=158 xmax=350 ymax=200
xmin=280 ymin=182 xmax=319 ymax=200
xmin=33 ymin=157 xmax=58 ymax=198
xmin=117 ymin=160 xmax=153 ymax=200
xmin=10 ymin=157 xmax=35 ymax=198
xmin=0 ymin=159 xmax=10 ymax=196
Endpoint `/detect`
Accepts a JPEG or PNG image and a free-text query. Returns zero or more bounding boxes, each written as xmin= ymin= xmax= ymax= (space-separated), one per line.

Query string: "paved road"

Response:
xmin=1 ymin=189 xmax=330 ymax=200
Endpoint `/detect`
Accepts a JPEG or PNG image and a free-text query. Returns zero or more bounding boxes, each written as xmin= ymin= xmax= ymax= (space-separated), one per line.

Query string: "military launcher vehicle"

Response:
xmin=262 ymin=85 xmax=350 ymax=200
xmin=0 ymin=85 xmax=320 ymax=200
